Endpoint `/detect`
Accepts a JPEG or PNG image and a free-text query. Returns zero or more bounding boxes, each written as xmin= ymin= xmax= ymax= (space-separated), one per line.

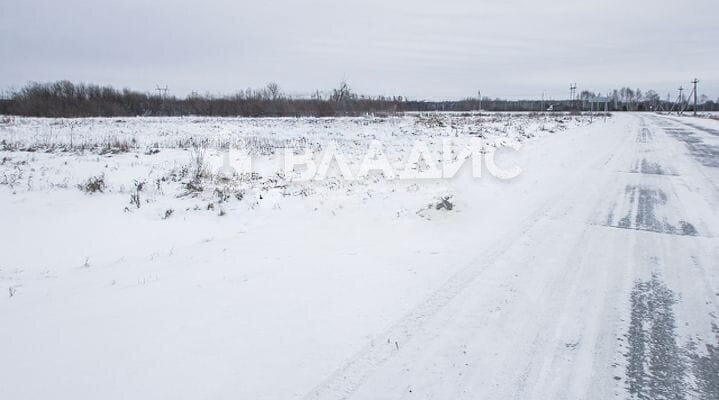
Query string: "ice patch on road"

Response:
xmin=603 ymin=185 xmax=698 ymax=236
xmin=623 ymin=274 xmax=719 ymax=400
xmin=663 ymin=127 xmax=719 ymax=168
xmin=630 ymin=159 xmax=670 ymax=175
xmin=625 ymin=274 xmax=686 ymax=400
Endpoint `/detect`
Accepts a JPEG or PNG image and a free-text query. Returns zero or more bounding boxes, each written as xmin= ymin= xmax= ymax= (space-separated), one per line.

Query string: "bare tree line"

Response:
xmin=0 ymin=81 xmax=717 ymax=118
xmin=578 ymin=87 xmax=717 ymax=112
xmin=0 ymin=81 xmax=410 ymax=117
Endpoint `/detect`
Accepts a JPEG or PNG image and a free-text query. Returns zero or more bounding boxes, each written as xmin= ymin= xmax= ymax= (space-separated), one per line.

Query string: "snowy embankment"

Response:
xmin=0 ymin=112 xmax=604 ymax=399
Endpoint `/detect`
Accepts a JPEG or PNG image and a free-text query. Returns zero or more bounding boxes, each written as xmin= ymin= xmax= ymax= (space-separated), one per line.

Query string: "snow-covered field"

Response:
xmin=1 ymin=112 xmax=717 ymax=399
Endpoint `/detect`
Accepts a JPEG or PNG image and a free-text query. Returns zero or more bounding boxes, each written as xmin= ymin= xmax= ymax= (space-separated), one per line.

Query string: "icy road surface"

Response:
xmin=0 ymin=113 xmax=717 ymax=399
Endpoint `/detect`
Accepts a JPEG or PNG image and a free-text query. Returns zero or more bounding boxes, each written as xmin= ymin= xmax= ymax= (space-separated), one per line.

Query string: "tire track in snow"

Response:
xmin=302 ymin=199 xmax=557 ymax=400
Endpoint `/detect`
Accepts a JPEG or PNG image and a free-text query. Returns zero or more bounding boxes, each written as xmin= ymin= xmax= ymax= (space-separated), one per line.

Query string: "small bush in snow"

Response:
xmin=129 ymin=180 xmax=145 ymax=208
xmin=191 ymin=148 xmax=208 ymax=183
xmin=434 ymin=196 xmax=454 ymax=211
xmin=214 ymin=185 xmax=244 ymax=204
xmin=183 ymin=180 xmax=203 ymax=195
xmin=179 ymin=148 xmax=209 ymax=196
xmin=145 ymin=145 xmax=160 ymax=155
xmin=78 ymin=174 xmax=106 ymax=193
xmin=99 ymin=137 xmax=134 ymax=155
xmin=1 ymin=165 xmax=24 ymax=189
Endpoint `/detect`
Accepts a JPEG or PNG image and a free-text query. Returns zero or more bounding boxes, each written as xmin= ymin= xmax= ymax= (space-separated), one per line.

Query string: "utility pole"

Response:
xmin=478 ymin=90 xmax=481 ymax=112
xmin=574 ymin=83 xmax=578 ymax=110
xmin=155 ymin=85 xmax=168 ymax=99
xmin=569 ymin=83 xmax=577 ymax=111
xmin=677 ymin=86 xmax=684 ymax=115
xmin=155 ymin=85 xmax=168 ymax=114
xmin=691 ymin=78 xmax=698 ymax=116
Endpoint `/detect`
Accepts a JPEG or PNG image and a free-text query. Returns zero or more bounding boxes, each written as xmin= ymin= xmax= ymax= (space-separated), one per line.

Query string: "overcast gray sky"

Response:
xmin=1 ymin=0 xmax=717 ymax=100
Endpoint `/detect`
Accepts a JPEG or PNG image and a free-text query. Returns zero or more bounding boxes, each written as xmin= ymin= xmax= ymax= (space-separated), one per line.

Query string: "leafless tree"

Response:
xmin=266 ymin=82 xmax=281 ymax=100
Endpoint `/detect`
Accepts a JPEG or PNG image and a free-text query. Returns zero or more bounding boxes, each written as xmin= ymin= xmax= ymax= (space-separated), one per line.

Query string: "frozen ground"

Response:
xmin=0 ymin=112 xmax=717 ymax=399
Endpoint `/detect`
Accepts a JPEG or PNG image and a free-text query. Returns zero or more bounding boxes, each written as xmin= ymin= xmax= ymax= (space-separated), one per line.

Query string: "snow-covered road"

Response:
xmin=305 ymin=114 xmax=719 ymax=400
xmin=1 ymin=113 xmax=717 ymax=399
